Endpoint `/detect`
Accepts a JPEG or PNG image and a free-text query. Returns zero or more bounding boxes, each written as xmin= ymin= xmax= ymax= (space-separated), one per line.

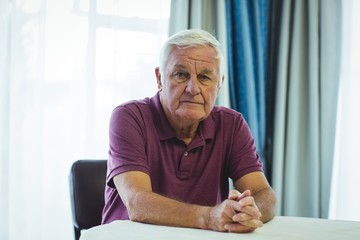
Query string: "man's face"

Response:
xmin=156 ymin=45 xmax=223 ymax=124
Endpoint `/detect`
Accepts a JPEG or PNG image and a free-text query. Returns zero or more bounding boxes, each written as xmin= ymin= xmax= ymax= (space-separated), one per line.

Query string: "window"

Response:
xmin=0 ymin=0 xmax=171 ymax=239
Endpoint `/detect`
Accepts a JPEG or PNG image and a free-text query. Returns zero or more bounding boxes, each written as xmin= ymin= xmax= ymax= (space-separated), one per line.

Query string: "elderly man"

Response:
xmin=102 ymin=29 xmax=276 ymax=233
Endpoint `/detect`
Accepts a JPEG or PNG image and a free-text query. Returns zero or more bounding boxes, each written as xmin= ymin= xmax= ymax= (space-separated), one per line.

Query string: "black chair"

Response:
xmin=69 ymin=159 xmax=107 ymax=240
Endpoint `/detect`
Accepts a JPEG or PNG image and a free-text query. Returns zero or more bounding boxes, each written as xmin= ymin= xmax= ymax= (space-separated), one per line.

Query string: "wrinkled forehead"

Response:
xmin=168 ymin=44 xmax=218 ymax=58
xmin=166 ymin=45 xmax=220 ymax=71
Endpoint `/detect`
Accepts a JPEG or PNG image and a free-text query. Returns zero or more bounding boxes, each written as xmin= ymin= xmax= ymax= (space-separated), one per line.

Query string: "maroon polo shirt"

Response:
xmin=101 ymin=92 xmax=263 ymax=224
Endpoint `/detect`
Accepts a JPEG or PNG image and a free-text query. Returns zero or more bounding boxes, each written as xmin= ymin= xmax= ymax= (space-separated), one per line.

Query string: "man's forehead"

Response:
xmin=172 ymin=63 xmax=216 ymax=73
xmin=165 ymin=47 xmax=219 ymax=71
xmin=170 ymin=45 xmax=217 ymax=58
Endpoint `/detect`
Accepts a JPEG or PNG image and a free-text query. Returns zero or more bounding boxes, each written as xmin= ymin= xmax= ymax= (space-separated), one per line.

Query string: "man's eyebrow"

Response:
xmin=199 ymin=68 xmax=214 ymax=75
xmin=173 ymin=64 xmax=187 ymax=69
xmin=172 ymin=64 xmax=214 ymax=75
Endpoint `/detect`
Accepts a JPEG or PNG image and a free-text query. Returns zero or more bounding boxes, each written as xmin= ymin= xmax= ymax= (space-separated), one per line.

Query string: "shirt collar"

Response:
xmin=149 ymin=92 xmax=176 ymax=140
xmin=149 ymin=92 xmax=216 ymax=142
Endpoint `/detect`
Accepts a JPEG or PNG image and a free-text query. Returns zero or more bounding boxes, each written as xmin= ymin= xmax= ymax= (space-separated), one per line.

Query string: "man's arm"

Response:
xmin=233 ymin=171 xmax=276 ymax=223
xmin=114 ymin=171 xmax=263 ymax=232
xmin=114 ymin=171 xmax=208 ymax=229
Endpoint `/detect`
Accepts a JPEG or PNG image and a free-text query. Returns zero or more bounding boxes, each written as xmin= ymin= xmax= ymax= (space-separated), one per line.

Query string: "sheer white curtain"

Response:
xmin=0 ymin=0 xmax=170 ymax=239
xmin=329 ymin=0 xmax=360 ymax=221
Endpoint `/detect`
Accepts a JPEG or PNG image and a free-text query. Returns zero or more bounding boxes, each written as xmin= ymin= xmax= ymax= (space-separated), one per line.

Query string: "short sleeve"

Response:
xmin=107 ymin=104 xmax=150 ymax=188
xmin=227 ymin=114 xmax=263 ymax=182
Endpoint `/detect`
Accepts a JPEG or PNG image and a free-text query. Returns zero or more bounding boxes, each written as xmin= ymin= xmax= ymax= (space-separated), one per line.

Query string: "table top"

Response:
xmin=80 ymin=216 xmax=360 ymax=240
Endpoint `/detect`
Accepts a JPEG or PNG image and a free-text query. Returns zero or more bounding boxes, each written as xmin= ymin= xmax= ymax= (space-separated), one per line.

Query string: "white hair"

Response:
xmin=159 ymin=29 xmax=224 ymax=87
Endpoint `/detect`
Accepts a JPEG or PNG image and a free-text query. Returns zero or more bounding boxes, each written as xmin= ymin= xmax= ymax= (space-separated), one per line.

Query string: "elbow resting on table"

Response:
xmin=259 ymin=187 xmax=277 ymax=223
xmin=124 ymin=196 xmax=141 ymax=222
xmin=123 ymin=191 xmax=153 ymax=223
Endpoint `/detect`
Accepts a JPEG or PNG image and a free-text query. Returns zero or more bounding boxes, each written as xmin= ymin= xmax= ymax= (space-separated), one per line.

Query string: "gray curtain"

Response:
xmin=169 ymin=0 xmax=230 ymax=107
xmin=272 ymin=0 xmax=342 ymax=218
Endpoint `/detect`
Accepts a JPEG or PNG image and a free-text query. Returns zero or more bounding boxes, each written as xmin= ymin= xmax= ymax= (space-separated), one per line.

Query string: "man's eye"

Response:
xmin=198 ymin=75 xmax=211 ymax=81
xmin=175 ymin=72 xmax=188 ymax=78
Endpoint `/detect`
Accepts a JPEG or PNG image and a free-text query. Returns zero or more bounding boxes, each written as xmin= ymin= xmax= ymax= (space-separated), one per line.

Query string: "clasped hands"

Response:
xmin=207 ymin=189 xmax=263 ymax=233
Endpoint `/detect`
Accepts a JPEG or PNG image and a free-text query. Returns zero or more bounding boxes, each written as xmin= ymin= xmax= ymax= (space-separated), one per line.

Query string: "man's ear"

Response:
xmin=216 ymin=75 xmax=225 ymax=96
xmin=155 ymin=67 xmax=162 ymax=91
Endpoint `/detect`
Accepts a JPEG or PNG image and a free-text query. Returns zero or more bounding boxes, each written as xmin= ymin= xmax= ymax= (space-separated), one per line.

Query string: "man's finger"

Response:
xmin=228 ymin=189 xmax=241 ymax=200
xmin=224 ymin=221 xmax=259 ymax=233
xmin=239 ymin=219 xmax=263 ymax=228
xmin=232 ymin=212 xmax=252 ymax=222
xmin=228 ymin=189 xmax=251 ymax=201
xmin=237 ymin=189 xmax=251 ymax=201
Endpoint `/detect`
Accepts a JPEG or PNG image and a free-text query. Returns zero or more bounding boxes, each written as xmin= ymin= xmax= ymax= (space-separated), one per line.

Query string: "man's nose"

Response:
xmin=185 ymin=77 xmax=201 ymax=95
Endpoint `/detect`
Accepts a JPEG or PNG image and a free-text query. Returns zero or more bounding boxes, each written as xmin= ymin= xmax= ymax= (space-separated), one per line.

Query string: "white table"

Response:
xmin=80 ymin=216 xmax=360 ymax=240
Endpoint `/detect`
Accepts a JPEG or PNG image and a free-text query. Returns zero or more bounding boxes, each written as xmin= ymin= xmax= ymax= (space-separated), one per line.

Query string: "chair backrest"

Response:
xmin=69 ymin=159 xmax=107 ymax=240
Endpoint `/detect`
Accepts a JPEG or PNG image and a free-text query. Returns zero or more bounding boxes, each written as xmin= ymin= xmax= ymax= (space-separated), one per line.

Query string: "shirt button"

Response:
xmin=184 ymin=151 xmax=188 ymax=156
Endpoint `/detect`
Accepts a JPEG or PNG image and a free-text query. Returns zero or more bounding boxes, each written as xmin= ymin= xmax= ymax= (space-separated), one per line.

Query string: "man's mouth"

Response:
xmin=181 ymin=101 xmax=204 ymax=105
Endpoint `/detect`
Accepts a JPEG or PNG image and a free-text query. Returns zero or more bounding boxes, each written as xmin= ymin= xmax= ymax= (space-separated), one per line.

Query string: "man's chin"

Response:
xmin=175 ymin=110 xmax=207 ymax=122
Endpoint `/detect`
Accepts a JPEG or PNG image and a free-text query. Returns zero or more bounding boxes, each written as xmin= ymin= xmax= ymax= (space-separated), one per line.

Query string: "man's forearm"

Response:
xmin=115 ymin=171 xmax=264 ymax=232
xmin=126 ymin=190 xmax=211 ymax=229
xmin=253 ymin=187 xmax=276 ymax=223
